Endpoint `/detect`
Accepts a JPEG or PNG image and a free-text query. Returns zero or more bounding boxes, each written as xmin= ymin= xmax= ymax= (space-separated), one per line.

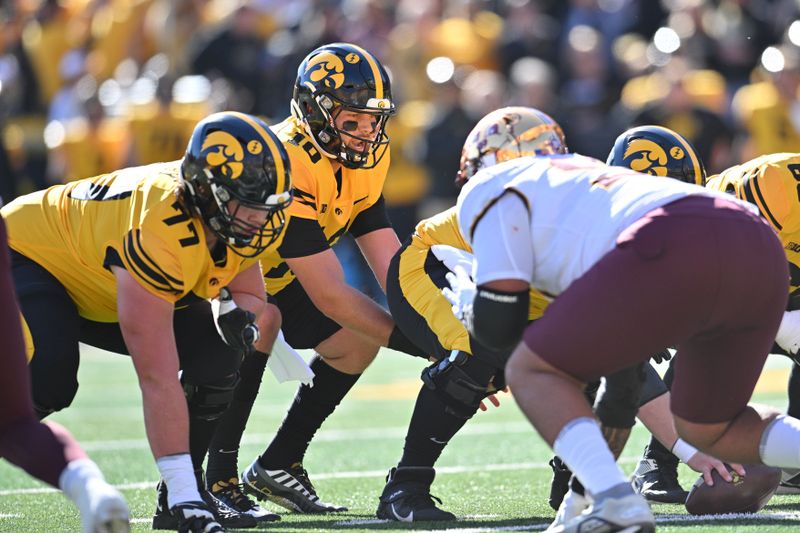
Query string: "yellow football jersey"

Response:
xmin=1 ymin=161 xmax=261 ymax=322
xmin=707 ymin=152 xmax=800 ymax=307
xmin=412 ymin=207 xmax=550 ymax=320
xmin=261 ymin=116 xmax=391 ymax=294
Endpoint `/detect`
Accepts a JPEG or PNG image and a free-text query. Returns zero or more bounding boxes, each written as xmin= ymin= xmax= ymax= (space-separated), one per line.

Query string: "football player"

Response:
xmin=203 ymin=43 xmax=427 ymax=514
xmin=0 ymin=213 xmax=130 ymax=533
xmin=375 ymin=107 xmax=564 ymax=521
xmin=1 ymin=111 xmax=293 ymax=533
xmin=450 ymin=138 xmax=796 ymax=532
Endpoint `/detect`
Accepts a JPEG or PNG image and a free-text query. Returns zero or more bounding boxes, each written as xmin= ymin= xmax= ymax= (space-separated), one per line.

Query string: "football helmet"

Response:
xmin=456 ymin=106 xmax=568 ymax=188
xmin=290 ymin=42 xmax=395 ymax=169
xmin=181 ymin=111 xmax=293 ymax=257
xmin=606 ymin=125 xmax=706 ymax=186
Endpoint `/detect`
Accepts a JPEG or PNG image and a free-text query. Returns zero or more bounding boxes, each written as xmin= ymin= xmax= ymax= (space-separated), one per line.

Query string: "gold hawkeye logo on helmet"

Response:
xmin=201 ymin=131 xmax=244 ymax=180
xmin=623 ymin=138 xmax=671 ymax=177
xmin=306 ymin=52 xmax=345 ymax=89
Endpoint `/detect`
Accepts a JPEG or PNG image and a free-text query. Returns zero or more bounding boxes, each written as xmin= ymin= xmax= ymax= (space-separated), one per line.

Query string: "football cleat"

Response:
xmin=546 ymin=492 xmax=654 ymax=533
xmin=209 ymin=478 xmax=280 ymax=522
xmin=168 ymin=501 xmax=223 ymax=533
xmin=76 ymin=477 xmax=130 ymax=533
xmin=631 ymin=447 xmax=688 ymax=504
xmin=548 ymin=488 xmax=588 ymax=530
xmin=548 ymin=456 xmax=573 ymax=511
xmin=152 ymin=478 xmax=257 ymax=530
xmin=376 ymin=467 xmax=456 ymax=522
xmin=241 ymin=459 xmax=347 ymax=513
xmin=777 ymin=469 xmax=800 ymax=495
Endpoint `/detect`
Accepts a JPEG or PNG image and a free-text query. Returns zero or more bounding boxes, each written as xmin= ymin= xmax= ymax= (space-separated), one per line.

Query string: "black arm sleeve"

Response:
xmin=277 ymin=216 xmax=330 ymax=259
xmin=469 ymin=286 xmax=529 ymax=353
xmin=349 ymin=195 xmax=392 ymax=238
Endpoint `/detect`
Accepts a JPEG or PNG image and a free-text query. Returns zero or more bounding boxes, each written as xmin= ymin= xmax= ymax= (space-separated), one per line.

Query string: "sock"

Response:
xmin=759 ymin=414 xmax=800 ymax=468
xmin=398 ymin=386 xmax=470 ymax=468
xmin=207 ymin=351 xmax=268 ymax=485
xmin=553 ymin=417 xmax=628 ymax=496
xmin=156 ymin=454 xmax=202 ymax=507
xmin=259 ymin=356 xmax=360 ymax=468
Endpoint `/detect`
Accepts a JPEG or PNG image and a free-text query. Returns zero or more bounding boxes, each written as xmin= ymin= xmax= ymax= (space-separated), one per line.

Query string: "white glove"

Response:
xmin=431 ymin=244 xmax=474 ymax=274
xmin=267 ymin=330 xmax=315 ymax=385
xmin=776 ymin=309 xmax=800 ymax=355
xmin=442 ymin=265 xmax=477 ymax=329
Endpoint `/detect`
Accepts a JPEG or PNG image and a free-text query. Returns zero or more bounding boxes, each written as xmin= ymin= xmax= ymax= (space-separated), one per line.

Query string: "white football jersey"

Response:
xmin=456 ymin=153 xmax=755 ymax=296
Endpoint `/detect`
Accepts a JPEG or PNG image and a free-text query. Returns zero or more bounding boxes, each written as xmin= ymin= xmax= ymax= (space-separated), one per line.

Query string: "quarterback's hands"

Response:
xmin=214 ymin=287 xmax=259 ymax=355
xmin=170 ymin=501 xmax=223 ymax=533
xmin=776 ymin=310 xmax=800 ymax=357
xmin=686 ymin=452 xmax=746 ymax=486
xmin=431 ymin=245 xmax=475 ymax=274
xmin=478 ymin=386 xmax=508 ymax=412
xmin=442 ymin=265 xmax=477 ymax=330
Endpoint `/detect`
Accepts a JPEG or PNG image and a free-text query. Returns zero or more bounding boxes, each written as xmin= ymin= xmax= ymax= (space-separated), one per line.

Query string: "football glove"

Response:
xmin=442 ymin=265 xmax=477 ymax=331
xmin=213 ymin=287 xmax=259 ymax=355
xmin=776 ymin=309 xmax=800 ymax=358
xmin=170 ymin=501 xmax=223 ymax=533
xmin=431 ymin=244 xmax=474 ymax=274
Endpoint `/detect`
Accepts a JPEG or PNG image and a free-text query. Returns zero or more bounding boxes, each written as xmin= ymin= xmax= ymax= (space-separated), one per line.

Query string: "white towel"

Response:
xmin=267 ymin=330 xmax=315 ymax=385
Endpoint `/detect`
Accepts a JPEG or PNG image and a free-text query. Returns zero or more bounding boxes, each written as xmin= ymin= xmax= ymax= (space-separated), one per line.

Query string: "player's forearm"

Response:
xmin=315 ymin=285 xmax=394 ymax=345
xmin=139 ymin=379 xmax=191 ymax=459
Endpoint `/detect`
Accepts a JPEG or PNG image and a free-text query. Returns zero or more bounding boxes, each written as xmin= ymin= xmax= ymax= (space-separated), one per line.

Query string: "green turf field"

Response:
xmin=1 ymin=347 xmax=799 ymax=532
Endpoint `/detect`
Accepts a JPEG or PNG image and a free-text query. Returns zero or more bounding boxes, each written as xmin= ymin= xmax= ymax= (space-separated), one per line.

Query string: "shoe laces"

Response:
xmin=288 ymin=463 xmax=319 ymax=497
xmin=402 ymin=490 xmax=444 ymax=511
xmin=213 ymin=479 xmax=258 ymax=512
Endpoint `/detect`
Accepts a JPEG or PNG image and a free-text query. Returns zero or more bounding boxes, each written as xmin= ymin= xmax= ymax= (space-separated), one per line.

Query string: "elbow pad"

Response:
xmin=469 ymin=287 xmax=529 ymax=352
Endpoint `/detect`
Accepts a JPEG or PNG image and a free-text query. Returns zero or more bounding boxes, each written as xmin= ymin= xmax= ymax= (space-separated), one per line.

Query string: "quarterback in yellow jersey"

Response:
xmin=204 ymin=43 xmax=427 ymax=514
xmin=1 ymin=111 xmax=293 ymax=533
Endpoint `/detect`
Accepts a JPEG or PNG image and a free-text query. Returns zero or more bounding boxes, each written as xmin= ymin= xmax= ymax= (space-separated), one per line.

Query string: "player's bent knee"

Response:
xmin=256 ymin=303 xmax=282 ymax=342
xmin=182 ymin=373 xmax=239 ymax=422
xmin=422 ymin=351 xmax=495 ymax=419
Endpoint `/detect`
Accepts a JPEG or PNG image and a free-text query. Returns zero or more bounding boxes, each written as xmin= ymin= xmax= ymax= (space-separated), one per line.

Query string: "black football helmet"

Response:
xmin=607 ymin=125 xmax=706 ymax=186
xmin=181 ymin=111 xmax=293 ymax=257
xmin=290 ymin=42 xmax=395 ymax=169
xmin=457 ymin=106 xmax=568 ymax=188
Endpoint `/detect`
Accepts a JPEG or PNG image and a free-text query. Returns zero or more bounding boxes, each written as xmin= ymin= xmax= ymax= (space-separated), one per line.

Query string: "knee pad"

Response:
xmin=421 ymin=351 xmax=495 ymax=420
xmin=594 ymin=363 xmax=645 ymax=429
xmin=638 ymin=362 xmax=669 ymax=406
xmin=182 ymin=373 xmax=240 ymax=422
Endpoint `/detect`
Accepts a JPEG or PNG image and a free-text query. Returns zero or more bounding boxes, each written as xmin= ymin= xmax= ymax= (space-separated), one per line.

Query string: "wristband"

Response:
xmin=671 ymin=438 xmax=698 ymax=464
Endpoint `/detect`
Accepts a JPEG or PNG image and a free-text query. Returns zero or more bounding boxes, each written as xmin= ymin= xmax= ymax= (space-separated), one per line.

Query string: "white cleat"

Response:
xmin=79 ymin=478 xmax=130 ymax=533
xmin=548 ymin=489 xmax=589 ymax=530
xmin=546 ymin=492 xmax=654 ymax=533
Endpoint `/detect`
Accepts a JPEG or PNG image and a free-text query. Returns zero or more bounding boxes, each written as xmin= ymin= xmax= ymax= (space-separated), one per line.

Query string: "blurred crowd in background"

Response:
xmin=2 ymin=0 xmax=800 ymax=294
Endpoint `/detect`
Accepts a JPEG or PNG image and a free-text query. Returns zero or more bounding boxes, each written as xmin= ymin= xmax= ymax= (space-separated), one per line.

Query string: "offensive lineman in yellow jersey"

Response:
xmin=0 ymin=111 xmax=293 ymax=533
xmin=204 ymin=43 xmax=429 ymax=514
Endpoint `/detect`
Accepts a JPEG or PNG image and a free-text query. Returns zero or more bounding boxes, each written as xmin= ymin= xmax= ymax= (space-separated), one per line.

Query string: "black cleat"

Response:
xmin=548 ymin=456 xmax=573 ymax=511
xmin=241 ymin=459 xmax=347 ymax=513
xmin=168 ymin=501 xmax=224 ymax=533
xmin=631 ymin=446 xmax=688 ymax=504
xmin=152 ymin=477 xmax=257 ymax=530
xmin=210 ymin=478 xmax=281 ymax=522
xmin=376 ymin=467 xmax=456 ymax=522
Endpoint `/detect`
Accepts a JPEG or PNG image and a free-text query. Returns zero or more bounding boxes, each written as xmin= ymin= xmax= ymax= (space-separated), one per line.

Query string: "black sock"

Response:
xmin=398 ymin=386 xmax=470 ymax=468
xmin=206 ymin=351 xmax=268 ymax=485
xmin=259 ymin=356 xmax=360 ymax=468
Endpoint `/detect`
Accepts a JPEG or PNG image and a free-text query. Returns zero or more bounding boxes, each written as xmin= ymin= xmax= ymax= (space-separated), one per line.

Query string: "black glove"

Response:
xmin=650 ymin=349 xmax=672 ymax=364
xmin=171 ymin=501 xmax=224 ymax=533
xmin=215 ymin=287 xmax=259 ymax=355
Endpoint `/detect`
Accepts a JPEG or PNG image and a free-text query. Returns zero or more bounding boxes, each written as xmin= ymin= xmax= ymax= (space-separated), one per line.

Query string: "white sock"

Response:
xmin=59 ymin=458 xmax=129 ymax=533
xmin=156 ymin=454 xmax=202 ymax=508
xmin=553 ymin=417 xmax=628 ymax=495
xmin=59 ymin=458 xmax=105 ymax=502
xmin=760 ymin=415 xmax=800 ymax=468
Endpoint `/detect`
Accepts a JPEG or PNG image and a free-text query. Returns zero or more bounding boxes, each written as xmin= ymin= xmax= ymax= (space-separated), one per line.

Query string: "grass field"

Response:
xmin=2 ymin=348 xmax=800 ymax=532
